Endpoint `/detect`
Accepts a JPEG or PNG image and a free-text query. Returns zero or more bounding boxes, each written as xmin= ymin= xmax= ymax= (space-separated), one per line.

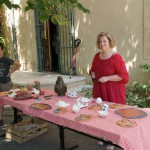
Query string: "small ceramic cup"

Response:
xmin=102 ymin=104 xmax=109 ymax=111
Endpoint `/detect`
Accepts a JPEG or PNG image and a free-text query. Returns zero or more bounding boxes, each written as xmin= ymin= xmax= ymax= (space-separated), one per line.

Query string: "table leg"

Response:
xmin=0 ymin=133 xmax=5 ymax=138
xmin=58 ymin=125 xmax=65 ymax=150
xmin=13 ymin=108 xmax=18 ymax=123
xmin=58 ymin=126 xmax=78 ymax=150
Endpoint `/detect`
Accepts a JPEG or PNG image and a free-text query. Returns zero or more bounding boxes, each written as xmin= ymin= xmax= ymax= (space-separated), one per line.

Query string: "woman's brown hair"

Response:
xmin=96 ymin=32 xmax=116 ymax=49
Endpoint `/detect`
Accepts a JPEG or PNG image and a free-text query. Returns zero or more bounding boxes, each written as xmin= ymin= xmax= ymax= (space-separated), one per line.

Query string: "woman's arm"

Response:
xmin=98 ymin=75 xmax=122 ymax=83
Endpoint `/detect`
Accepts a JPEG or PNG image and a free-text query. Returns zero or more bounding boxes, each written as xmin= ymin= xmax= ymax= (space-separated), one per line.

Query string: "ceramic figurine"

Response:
xmin=33 ymin=81 xmax=40 ymax=90
xmin=54 ymin=76 xmax=67 ymax=96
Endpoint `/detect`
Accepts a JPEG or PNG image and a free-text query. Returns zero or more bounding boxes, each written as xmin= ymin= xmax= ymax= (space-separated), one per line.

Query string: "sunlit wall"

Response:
xmin=74 ymin=0 xmax=150 ymax=84
xmin=4 ymin=0 xmax=37 ymax=71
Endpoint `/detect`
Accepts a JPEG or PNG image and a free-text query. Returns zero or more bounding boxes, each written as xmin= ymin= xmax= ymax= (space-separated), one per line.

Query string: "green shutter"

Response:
xmin=58 ymin=9 xmax=75 ymax=75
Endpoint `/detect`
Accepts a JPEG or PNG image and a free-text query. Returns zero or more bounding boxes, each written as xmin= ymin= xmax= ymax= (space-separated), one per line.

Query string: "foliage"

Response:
xmin=79 ymin=85 xmax=93 ymax=98
xmin=0 ymin=0 xmax=20 ymax=9
xmin=139 ymin=64 xmax=150 ymax=72
xmin=0 ymin=36 xmax=5 ymax=47
xmin=0 ymin=36 xmax=8 ymax=56
xmin=25 ymin=0 xmax=90 ymax=25
xmin=0 ymin=0 xmax=90 ymax=25
xmin=126 ymin=64 xmax=150 ymax=108
xmin=84 ymin=88 xmax=92 ymax=99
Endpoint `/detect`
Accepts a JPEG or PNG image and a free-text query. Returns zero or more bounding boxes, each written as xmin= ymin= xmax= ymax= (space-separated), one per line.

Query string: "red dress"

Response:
xmin=89 ymin=52 xmax=129 ymax=104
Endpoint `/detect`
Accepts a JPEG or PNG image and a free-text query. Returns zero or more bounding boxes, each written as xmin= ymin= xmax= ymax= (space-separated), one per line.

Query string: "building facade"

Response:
xmin=1 ymin=0 xmax=150 ymax=84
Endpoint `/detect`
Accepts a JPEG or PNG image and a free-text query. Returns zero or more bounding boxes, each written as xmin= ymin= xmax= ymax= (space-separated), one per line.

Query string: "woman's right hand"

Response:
xmin=99 ymin=76 xmax=109 ymax=83
xmin=91 ymin=72 xmax=95 ymax=78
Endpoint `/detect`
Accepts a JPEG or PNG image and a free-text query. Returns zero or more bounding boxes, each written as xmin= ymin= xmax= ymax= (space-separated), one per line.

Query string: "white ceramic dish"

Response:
xmin=8 ymin=92 xmax=17 ymax=98
xmin=72 ymin=104 xmax=80 ymax=113
xmin=98 ymin=110 xmax=108 ymax=118
xmin=55 ymin=100 xmax=70 ymax=107
xmin=76 ymin=97 xmax=92 ymax=103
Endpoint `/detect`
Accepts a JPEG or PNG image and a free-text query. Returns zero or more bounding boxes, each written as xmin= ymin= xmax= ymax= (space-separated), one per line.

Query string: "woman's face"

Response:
xmin=98 ymin=36 xmax=110 ymax=52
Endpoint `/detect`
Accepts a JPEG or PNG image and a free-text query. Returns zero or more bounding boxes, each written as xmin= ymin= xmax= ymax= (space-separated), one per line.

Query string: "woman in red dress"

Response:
xmin=90 ymin=32 xmax=129 ymax=105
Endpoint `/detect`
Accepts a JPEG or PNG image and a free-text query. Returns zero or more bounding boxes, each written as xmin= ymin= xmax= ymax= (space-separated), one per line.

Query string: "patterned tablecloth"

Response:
xmin=0 ymin=90 xmax=150 ymax=150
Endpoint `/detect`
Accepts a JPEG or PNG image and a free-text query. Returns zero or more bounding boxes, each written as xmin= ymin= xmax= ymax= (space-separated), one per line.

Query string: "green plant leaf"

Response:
xmin=77 ymin=3 xmax=90 ymax=14
xmin=11 ymin=4 xmax=20 ymax=9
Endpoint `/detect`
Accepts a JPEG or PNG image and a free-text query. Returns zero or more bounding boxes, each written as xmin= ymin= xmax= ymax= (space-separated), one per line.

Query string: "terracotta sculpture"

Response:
xmin=54 ymin=76 xmax=67 ymax=96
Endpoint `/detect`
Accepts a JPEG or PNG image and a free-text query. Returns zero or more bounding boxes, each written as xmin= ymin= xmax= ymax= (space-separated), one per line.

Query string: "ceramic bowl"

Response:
xmin=98 ymin=110 xmax=108 ymax=118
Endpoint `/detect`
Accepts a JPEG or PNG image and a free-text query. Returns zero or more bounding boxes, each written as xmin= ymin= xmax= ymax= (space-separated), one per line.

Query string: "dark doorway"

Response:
xmin=49 ymin=21 xmax=59 ymax=72
xmin=43 ymin=20 xmax=59 ymax=72
xmin=35 ymin=10 xmax=59 ymax=72
xmin=35 ymin=9 xmax=74 ymax=74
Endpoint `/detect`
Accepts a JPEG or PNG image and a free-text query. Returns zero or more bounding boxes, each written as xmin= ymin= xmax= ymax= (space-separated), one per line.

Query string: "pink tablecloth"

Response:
xmin=0 ymin=90 xmax=150 ymax=150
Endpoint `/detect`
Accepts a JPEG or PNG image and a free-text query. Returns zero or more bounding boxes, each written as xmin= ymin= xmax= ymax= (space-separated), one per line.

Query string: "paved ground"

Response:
xmin=11 ymin=71 xmax=86 ymax=90
xmin=0 ymin=115 xmax=123 ymax=150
